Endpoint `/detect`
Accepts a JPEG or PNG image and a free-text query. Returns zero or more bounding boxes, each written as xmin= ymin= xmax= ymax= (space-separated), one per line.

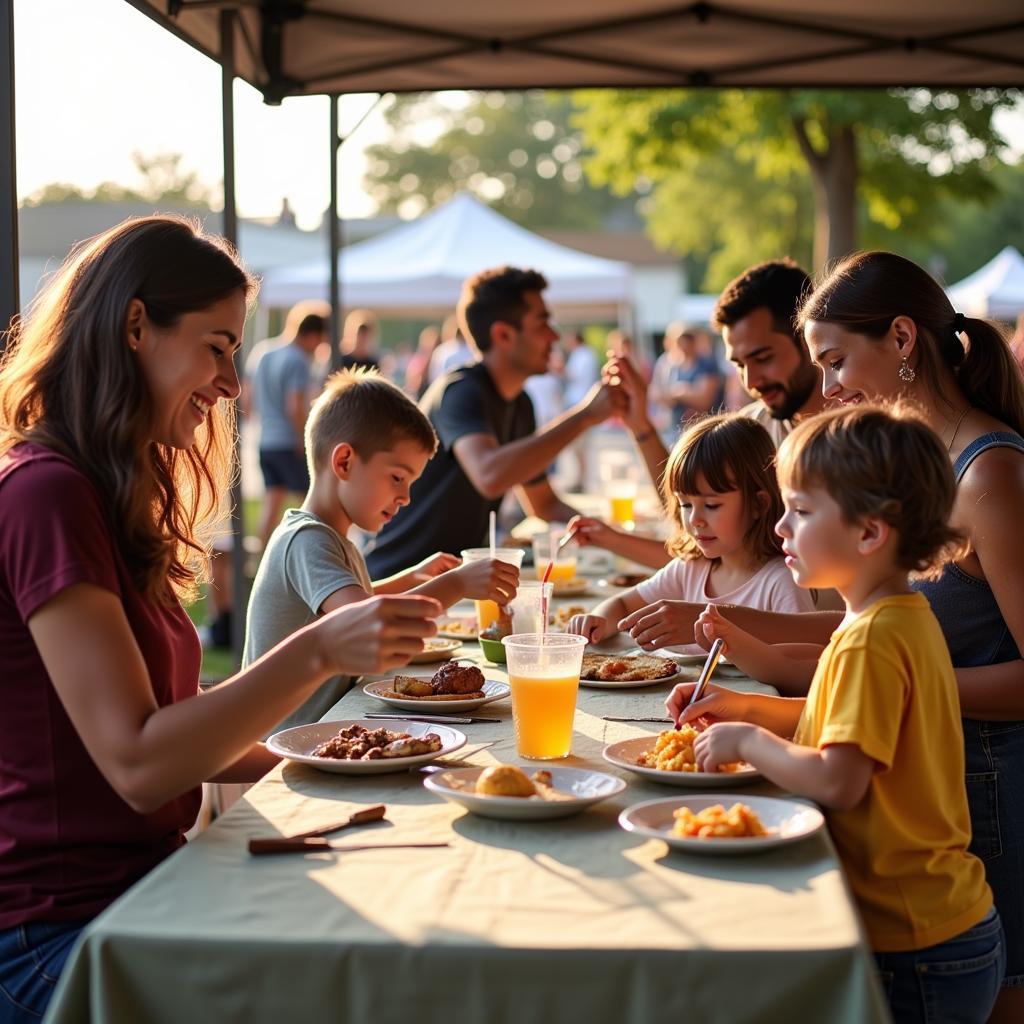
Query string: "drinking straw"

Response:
xmin=489 ymin=510 xmax=497 ymax=557
xmin=540 ymin=560 xmax=553 ymax=646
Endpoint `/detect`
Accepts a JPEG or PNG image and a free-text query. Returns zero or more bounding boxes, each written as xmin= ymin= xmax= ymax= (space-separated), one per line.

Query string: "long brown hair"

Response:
xmin=0 ymin=216 xmax=257 ymax=603
xmin=798 ymin=251 xmax=1024 ymax=435
xmin=662 ymin=414 xmax=784 ymax=563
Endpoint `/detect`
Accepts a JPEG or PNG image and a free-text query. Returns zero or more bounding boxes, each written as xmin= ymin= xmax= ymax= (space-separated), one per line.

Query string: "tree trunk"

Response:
xmin=792 ymin=119 xmax=858 ymax=271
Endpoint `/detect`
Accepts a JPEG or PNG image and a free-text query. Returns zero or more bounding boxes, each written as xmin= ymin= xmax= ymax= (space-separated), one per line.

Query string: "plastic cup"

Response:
xmin=501 ymin=633 xmax=587 ymax=759
xmin=600 ymin=452 xmax=638 ymax=529
xmin=510 ymin=580 xmax=555 ymax=634
xmin=531 ymin=529 xmax=578 ymax=584
xmin=460 ymin=547 xmax=525 ymax=632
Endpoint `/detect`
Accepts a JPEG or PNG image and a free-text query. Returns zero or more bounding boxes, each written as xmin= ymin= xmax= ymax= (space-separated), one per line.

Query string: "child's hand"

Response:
xmin=696 ymin=603 xmax=735 ymax=653
xmin=413 ymin=552 xmax=462 ymax=580
xmin=452 ymin=557 xmax=519 ymax=604
xmin=665 ymin=682 xmax=748 ymax=729
xmin=618 ymin=599 xmax=698 ymax=650
xmin=566 ymin=514 xmax=619 ymax=550
xmin=694 ymin=722 xmax=757 ymax=772
xmin=567 ymin=613 xmax=609 ymax=644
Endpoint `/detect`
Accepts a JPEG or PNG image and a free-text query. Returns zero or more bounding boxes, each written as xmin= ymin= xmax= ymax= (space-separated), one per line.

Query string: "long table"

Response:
xmin=45 ymin=595 xmax=889 ymax=1024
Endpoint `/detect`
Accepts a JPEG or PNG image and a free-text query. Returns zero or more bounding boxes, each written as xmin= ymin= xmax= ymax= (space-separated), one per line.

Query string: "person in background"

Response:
xmin=714 ymin=259 xmax=825 ymax=447
xmin=427 ymin=313 xmax=474 ymax=382
xmin=0 ymin=217 xmax=439 ymax=1023
xmin=366 ymin=266 xmax=619 ymax=578
xmin=247 ymin=307 xmax=328 ymax=553
xmin=674 ymin=406 xmax=1003 ymax=1024
xmin=339 ymin=309 xmax=381 ymax=372
xmin=649 ymin=323 xmax=723 ymax=439
xmin=562 ymin=330 xmax=599 ymax=490
xmin=404 ymin=325 xmax=441 ymax=399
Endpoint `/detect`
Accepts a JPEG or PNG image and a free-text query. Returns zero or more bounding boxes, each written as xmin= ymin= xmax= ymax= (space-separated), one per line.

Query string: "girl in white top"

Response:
xmin=570 ymin=414 xmax=814 ymax=654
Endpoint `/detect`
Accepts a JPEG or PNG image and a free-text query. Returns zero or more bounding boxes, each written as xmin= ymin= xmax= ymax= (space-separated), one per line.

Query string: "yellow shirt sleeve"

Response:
xmin=813 ymin=644 xmax=908 ymax=770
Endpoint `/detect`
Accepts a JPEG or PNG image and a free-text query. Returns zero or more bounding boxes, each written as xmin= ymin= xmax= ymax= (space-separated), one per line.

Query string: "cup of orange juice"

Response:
xmin=502 ymin=633 xmax=587 ymax=759
xmin=531 ymin=529 xmax=578 ymax=584
xmin=460 ymin=547 xmax=524 ymax=632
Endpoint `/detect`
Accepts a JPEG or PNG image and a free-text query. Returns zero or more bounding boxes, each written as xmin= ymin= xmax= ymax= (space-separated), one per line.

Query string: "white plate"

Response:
xmin=618 ymin=794 xmax=824 ymax=854
xmin=602 ymin=736 xmax=762 ymax=786
xmin=550 ymin=579 xmax=592 ymax=598
xmin=408 ymin=638 xmax=462 ymax=664
xmin=634 ymin=649 xmax=749 ymax=678
xmin=362 ymin=677 xmax=511 ymax=712
xmin=434 ymin=617 xmax=479 ymax=641
xmin=266 ymin=719 xmax=466 ymax=774
xmin=424 ymin=765 xmax=626 ymax=820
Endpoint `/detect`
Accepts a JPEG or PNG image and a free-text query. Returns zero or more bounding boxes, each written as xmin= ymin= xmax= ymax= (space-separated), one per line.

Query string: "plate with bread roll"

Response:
xmin=423 ymin=764 xmax=626 ymax=820
xmin=363 ymin=662 xmax=510 ymax=713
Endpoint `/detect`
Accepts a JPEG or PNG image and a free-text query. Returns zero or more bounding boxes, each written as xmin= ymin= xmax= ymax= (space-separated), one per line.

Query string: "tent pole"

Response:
xmin=0 ymin=0 xmax=19 ymax=348
xmin=220 ymin=9 xmax=246 ymax=667
xmin=329 ymin=94 xmax=343 ymax=371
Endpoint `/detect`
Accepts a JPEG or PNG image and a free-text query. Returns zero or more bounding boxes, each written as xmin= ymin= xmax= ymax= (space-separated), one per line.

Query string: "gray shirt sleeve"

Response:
xmin=285 ymin=522 xmax=369 ymax=614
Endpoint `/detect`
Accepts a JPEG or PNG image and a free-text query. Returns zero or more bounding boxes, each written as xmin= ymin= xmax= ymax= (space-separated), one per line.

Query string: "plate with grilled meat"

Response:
xmin=266 ymin=719 xmax=466 ymax=775
xmin=579 ymin=652 xmax=682 ymax=689
xmin=364 ymin=662 xmax=511 ymax=712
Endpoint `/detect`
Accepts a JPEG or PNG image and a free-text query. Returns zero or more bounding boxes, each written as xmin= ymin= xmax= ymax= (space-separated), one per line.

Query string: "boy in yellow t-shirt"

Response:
xmin=666 ymin=406 xmax=1003 ymax=1023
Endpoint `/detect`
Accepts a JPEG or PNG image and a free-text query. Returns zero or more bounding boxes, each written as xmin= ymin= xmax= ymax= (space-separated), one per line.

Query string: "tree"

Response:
xmin=574 ymin=89 xmax=1019 ymax=273
xmin=362 ymin=91 xmax=640 ymax=231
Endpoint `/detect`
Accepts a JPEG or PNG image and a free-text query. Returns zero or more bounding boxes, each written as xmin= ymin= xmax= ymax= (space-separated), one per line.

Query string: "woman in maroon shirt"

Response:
xmin=0 ymin=217 xmax=440 ymax=1022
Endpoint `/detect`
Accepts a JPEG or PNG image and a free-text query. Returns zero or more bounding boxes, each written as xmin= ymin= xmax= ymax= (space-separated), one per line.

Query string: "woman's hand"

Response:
xmin=567 ymin=613 xmax=610 ymax=644
xmin=665 ymin=682 xmax=749 ymax=729
xmin=619 ymin=599 xmax=699 ymax=650
xmin=451 ymin=557 xmax=519 ymax=604
xmin=319 ymin=595 xmax=442 ymax=675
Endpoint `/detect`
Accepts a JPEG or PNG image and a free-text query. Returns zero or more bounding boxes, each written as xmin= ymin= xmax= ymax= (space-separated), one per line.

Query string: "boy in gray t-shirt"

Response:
xmin=244 ymin=369 xmax=519 ymax=733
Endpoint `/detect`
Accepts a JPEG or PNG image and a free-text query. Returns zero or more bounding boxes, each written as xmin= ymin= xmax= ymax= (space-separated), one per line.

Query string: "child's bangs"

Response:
xmin=672 ymin=430 xmax=740 ymax=497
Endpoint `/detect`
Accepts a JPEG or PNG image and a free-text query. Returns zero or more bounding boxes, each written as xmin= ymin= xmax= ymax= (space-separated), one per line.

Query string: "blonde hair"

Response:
xmin=662 ymin=414 xmax=783 ymax=563
xmin=776 ymin=404 xmax=966 ymax=576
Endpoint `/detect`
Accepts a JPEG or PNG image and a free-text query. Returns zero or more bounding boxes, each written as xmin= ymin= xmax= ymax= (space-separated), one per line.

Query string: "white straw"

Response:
xmin=489 ymin=510 xmax=497 ymax=556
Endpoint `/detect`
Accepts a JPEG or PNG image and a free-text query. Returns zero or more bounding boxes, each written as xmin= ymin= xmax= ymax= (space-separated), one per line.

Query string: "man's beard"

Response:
xmin=768 ymin=362 xmax=819 ymax=421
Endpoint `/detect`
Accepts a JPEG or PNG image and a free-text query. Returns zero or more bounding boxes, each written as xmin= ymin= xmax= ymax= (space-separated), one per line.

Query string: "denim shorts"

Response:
xmin=258 ymin=448 xmax=309 ymax=492
xmin=0 ymin=920 xmax=85 ymax=1023
xmin=962 ymin=718 xmax=1024 ymax=986
xmin=875 ymin=906 xmax=1005 ymax=1024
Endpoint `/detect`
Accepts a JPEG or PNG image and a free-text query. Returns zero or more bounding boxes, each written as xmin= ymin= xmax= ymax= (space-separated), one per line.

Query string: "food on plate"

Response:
xmin=551 ymin=577 xmax=586 ymax=595
xmin=611 ymin=571 xmax=649 ymax=588
xmin=386 ymin=664 xmax=487 ymax=701
xmin=436 ymin=619 xmax=478 ymax=637
xmin=637 ymin=727 xmax=747 ymax=774
xmin=422 ymin=637 xmax=458 ymax=652
xmin=476 ymin=764 xmax=536 ymax=797
xmin=580 ymin=653 xmax=676 ymax=682
xmin=550 ymin=604 xmax=586 ymax=630
xmin=311 ymin=724 xmax=442 ymax=761
xmin=671 ymin=802 xmax=769 ymax=839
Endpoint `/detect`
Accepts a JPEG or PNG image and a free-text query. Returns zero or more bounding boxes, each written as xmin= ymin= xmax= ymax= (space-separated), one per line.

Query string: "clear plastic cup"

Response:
xmin=501 ymin=633 xmax=587 ymax=759
xmin=531 ymin=529 xmax=578 ymax=584
xmin=460 ymin=547 xmax=525 ymax=632
xmin=509 ymin=580 xmax=554 ymax=634
xmin=600 ymin=452 xmax=638 ymax=529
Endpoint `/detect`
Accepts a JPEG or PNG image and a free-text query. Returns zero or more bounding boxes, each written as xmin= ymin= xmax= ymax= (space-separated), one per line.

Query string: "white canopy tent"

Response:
xmin=259 ymin=192 xmax=632 ymax=318
xmin=947 ymin=245 xmax=1024 ymax=320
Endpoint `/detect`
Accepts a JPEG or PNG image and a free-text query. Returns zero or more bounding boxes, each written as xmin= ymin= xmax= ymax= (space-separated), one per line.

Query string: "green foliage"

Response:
xmin=574 ymin=88 xmax=1019 ymax=287
xmin=362 ymin=91 xmax=640 ymax=231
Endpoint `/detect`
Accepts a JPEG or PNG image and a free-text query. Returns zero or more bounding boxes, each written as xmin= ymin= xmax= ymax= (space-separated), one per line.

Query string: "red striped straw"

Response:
xmin=541 ymin=560 xmax=553 ymax=637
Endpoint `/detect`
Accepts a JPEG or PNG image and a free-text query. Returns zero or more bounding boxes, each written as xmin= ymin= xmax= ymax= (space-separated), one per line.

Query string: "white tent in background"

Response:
xmin=259 ymin=193 xmax=632 ymax=317
xmin=947 ymin=246 xmax=1024 ymax=321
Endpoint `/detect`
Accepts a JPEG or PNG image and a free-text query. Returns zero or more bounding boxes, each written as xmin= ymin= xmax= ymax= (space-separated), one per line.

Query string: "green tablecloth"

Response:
xmin=45 ymin=614 xmax=889 ymax=1024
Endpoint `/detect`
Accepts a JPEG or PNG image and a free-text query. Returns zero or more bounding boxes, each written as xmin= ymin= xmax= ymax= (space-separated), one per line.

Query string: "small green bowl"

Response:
xmin=478 ymin=635 xmax=508 ymax=664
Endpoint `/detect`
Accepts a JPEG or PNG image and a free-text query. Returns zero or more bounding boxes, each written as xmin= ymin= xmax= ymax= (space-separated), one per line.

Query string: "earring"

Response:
xmin=898 ymin=358 xmax=915 ymax=384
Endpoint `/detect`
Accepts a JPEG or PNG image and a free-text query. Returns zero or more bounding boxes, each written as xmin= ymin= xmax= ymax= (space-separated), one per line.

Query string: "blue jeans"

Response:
xmin=874 ymin=907 xmax=1005 ymax=1023
xmin=0 ymin=921 xmax=85 ymax=1023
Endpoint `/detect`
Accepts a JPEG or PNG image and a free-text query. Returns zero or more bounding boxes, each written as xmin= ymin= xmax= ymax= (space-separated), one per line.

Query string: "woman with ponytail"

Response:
xmin=796 ymin=251 xmax=1024 ymax=1020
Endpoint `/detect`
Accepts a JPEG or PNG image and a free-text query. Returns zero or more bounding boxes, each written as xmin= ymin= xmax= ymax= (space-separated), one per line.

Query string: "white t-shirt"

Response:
xmin=633 ymin=555 xmax=816 ymax=655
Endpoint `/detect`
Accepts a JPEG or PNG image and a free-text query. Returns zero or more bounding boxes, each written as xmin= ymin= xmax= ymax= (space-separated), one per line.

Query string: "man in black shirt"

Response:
xmin=366 ymin=267 xmax=616 ymax=577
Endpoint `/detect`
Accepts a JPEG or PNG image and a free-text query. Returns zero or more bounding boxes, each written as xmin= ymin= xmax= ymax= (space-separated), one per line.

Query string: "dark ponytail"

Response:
xmin=798 ymin=251 xmax=1024 ymax=436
